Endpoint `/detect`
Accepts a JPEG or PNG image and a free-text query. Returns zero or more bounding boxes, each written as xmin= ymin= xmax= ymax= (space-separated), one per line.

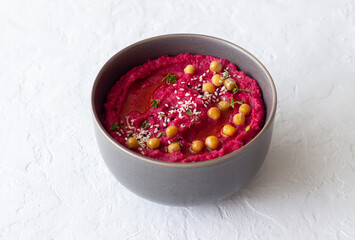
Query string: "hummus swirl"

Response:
xmin=103 ymin=54 xmax=265 ymax=162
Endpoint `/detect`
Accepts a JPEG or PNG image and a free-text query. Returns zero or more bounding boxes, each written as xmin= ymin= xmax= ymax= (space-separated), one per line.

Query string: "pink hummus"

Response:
xmin=103 ymin=54 xmax=265 ymax=162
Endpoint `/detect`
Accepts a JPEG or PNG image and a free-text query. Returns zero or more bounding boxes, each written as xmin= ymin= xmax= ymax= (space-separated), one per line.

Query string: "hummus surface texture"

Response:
xmin=103 ymin=54 xmax=265 ymax=162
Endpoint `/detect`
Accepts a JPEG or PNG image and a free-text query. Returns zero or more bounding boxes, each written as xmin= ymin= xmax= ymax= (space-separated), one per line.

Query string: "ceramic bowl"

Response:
xmin=91 ymin=34 xmax=277 ymax=206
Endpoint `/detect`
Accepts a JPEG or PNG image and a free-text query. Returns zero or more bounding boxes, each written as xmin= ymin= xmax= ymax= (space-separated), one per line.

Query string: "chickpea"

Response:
xmin=209 ymin=60 xmax=223 ymax=72
xmin=211 ymin=74 xmax=223 ymax=86
xmin=147 ymin=138 xmax=160 ymax=150
xmin=222 ymin=124 xmax=236 ymax=137
xmin=191 ymin=140 xmax=204 ymax=153
xmin=207 ymin=107 xmax=221 ymax=120
xmin=202 ymin=82 xmax=215 ymax=93
xmin=224 ymin=78 xmax=236 ymax=91
xmin=184 ymin=64 xmax=195 ymax=74
xmin=233 ymin=113 xmax=246 ymax=125
xmin=166 ymin=125 xmax=178 ymax=138
xmin=205 ymin=136 xmax=220 ymax=150
xmin=126 ymin=137 xmax=139 ymax=149
xmin=218 ymin=100 xmax=230 ymax=111
xmin=168 ymin=142 xmax=181 ymax=154
xmin=239 ymin=103 xmax=251 ymax=115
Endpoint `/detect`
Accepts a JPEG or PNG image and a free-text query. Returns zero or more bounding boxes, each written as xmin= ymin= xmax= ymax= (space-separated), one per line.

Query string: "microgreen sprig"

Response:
xmin=222 ymin=69 xmax=230 ymax=80
xmin=162 ymin=73 xmax=177 ymax=85
xmin=175 ymin=142 xmax=183 ymax=147
xmin=141 ymin=120 xmax=149 ymax=129
xmin=230 ymin=97 xmax=244 ymax=109
xmin=157 ymin=132 xmax=166 ymax=138
xmin=186 ymin=109 xmax=193 ymax=116
xmin=150 ymin=99 xmax=160 ymax=108
xmin=111 ymin=123 xmax=119 ymax=132
xmin=233 ymin=84 xmax=253 ymax=93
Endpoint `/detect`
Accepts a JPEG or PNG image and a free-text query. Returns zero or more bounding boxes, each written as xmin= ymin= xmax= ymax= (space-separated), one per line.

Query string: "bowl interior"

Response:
xmin=92 ymin=34 xmax=276 ymax=164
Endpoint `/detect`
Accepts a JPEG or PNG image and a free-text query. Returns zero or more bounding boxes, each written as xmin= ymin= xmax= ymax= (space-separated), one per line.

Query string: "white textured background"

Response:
xmin=1 ymin=0 xmax=355 ymax=239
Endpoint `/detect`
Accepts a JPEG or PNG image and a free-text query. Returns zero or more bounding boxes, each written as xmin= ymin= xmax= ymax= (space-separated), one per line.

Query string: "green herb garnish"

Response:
xmin=176 ymin=142 xmax=183 ymax=147
xmin=159 ymin=113 xmax=167 ymax=118
xmin=193 ymin=116 xmax=200 ymax=122
xmin=230 ymin=97 xmax=244 ymax=109
xmin=223 ymin=69 xmax=230 ymax=80
xmin=186 ymin=109 xmax=193 ymax=116
xmin=157 ymin=132 xmax=166 ymax=138
xmin=189 ymin=124 xmax=194 ymax=129
xmin=111 ymin=123 xmax=119 ymax=132
xmin=150 ymin=99 xmax=160 ymax=108
xmin=233 ymin=84 xmax=253 ymax=93
xmin=162 ymin=73 xmax=177 ymax=85
xmin=246 ymin=125 xmax=251 ymax=132
xmin=141 ymin=120 xmax=149 ymax=129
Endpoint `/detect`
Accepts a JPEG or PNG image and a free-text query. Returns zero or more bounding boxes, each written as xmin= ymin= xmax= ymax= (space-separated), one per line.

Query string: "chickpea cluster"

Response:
xmin=207 ymin=60 xmax=252 ymax=137
xmin=125 ymin=61 xmax=252 ymax=155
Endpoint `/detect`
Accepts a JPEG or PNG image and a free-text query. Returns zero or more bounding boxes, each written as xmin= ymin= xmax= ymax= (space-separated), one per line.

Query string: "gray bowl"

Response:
xmin=91 ymin=34 xmax=277 ymax=206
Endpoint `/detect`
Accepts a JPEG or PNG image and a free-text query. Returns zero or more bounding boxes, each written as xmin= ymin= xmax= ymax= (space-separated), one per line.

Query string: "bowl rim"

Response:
xmin=91 ymin=33 xmax=277 ymax=168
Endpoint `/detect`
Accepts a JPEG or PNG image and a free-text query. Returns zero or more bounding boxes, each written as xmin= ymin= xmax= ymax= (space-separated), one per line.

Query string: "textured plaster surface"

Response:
xmin=1 ymin=0 xmax=355 ymax=239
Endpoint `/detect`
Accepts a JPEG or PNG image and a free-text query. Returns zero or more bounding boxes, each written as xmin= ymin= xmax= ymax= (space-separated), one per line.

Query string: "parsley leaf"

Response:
xmin=193 ymin=116 xmax=200 ymax=122
xmin=111 ymin=123 xmax=119 ymax=132
xmin=150 ymin=99 xmax=160 ymax=108
xmin=186 ymin=109 xmax=193 ymax=116
xmin=162 ymin=73 xmax=177 ymax=85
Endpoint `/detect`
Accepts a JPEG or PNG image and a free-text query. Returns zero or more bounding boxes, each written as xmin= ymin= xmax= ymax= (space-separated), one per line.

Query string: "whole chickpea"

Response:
xmin=207 ymin=107 xmax=221 ymax=120
xmin=126 ymin=137 xmax=139 ymax=148
xmin=209 ymin=61 xmax=223 ymax=72
xmin=147 ymin=138 xmax=160 ymax=150
xmin=205 ymin=136 xmax=220 ymax=150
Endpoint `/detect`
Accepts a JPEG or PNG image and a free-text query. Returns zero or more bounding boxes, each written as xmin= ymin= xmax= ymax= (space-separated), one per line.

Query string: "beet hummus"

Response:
xmin=103 ymin=54 xmax=265 ymax=163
